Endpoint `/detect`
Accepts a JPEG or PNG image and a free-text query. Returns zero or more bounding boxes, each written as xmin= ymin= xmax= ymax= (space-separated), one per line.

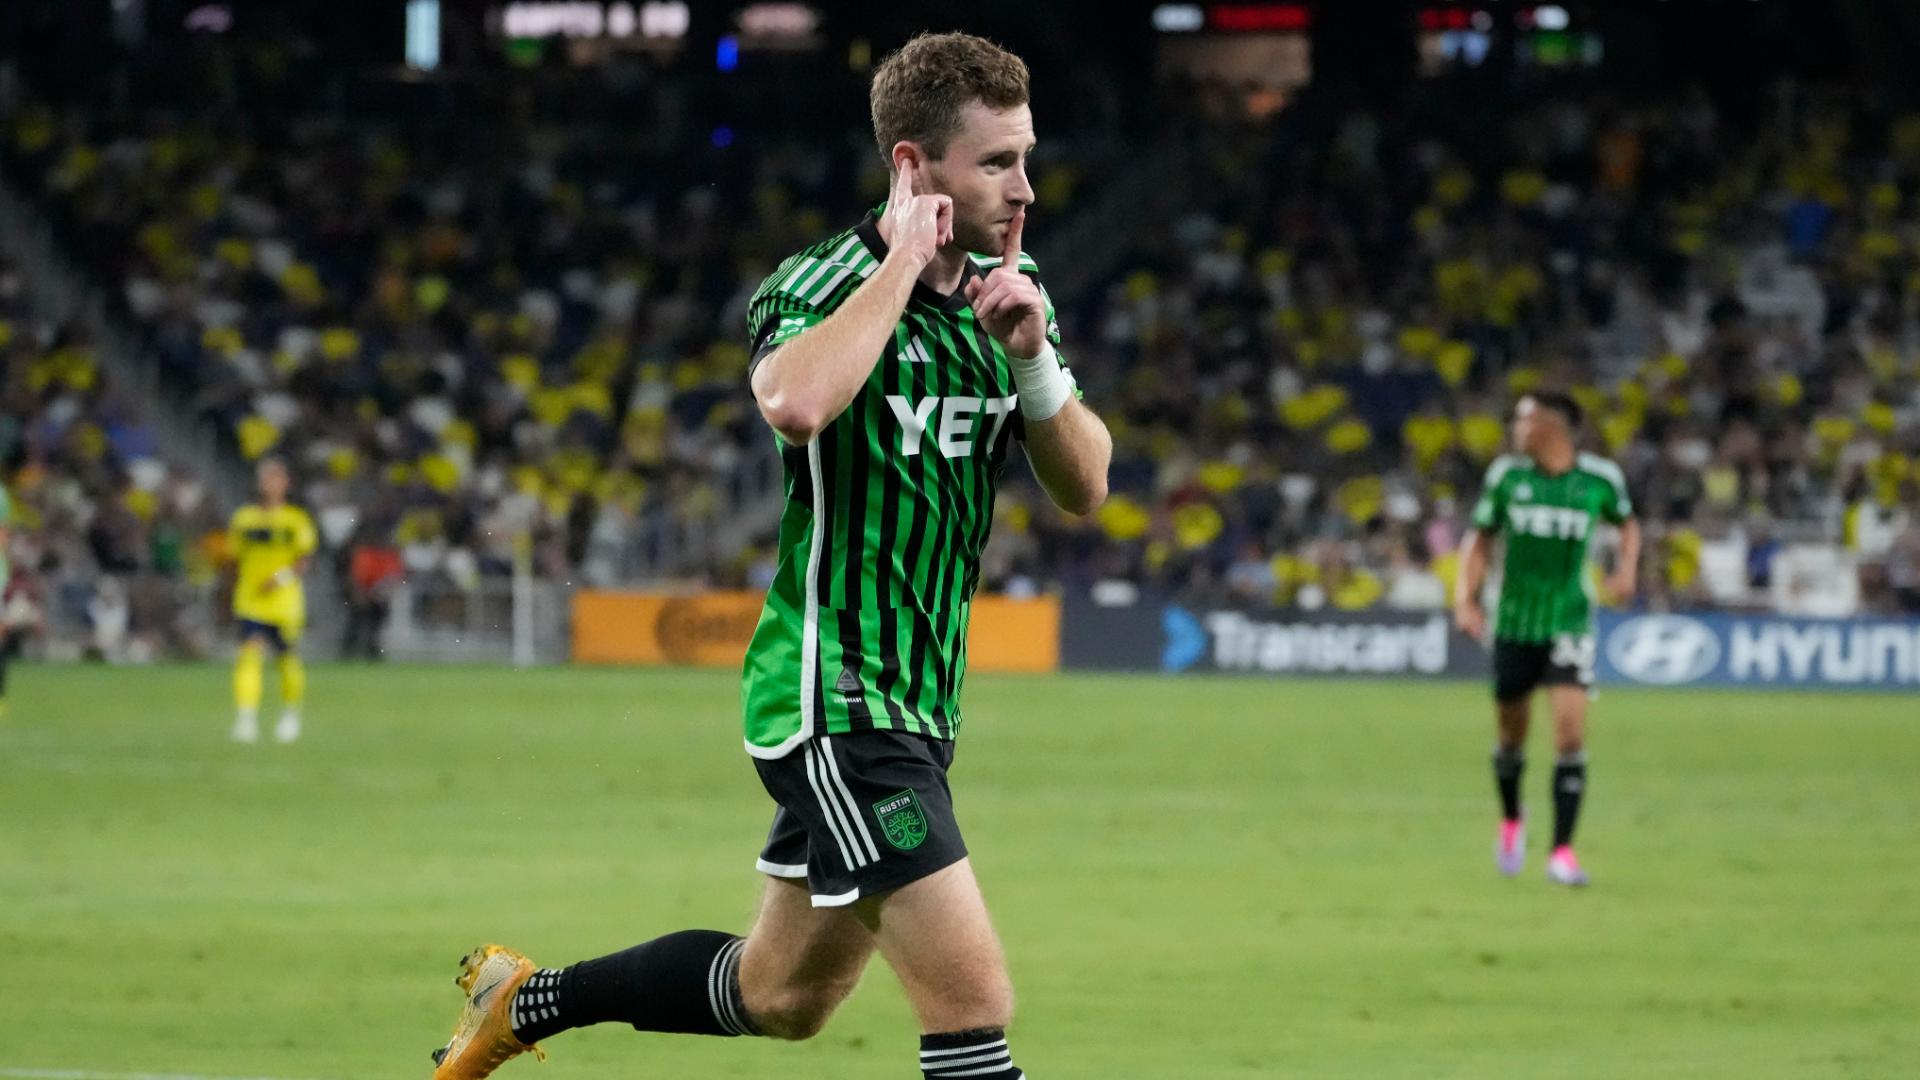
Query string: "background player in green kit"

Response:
xmin=427 ymin=32 xmax=1112 ymax=1079
xmin=1454 ymin=392 xmax=1640 ymax=887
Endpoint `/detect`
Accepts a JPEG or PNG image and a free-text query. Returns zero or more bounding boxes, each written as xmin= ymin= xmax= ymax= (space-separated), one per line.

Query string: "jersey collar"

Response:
xmin=856 ymin=208 xmax=981 ymax=314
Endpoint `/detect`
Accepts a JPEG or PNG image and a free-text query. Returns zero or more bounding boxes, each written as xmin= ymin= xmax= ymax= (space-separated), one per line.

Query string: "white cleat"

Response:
xmin=1495 ymin=819 xmax=1526 ymax=877
xmin=275 ymin=710 xmax=302 ymax=744
xmin=232 ymin=711 xmax=259 ymax=744
xmin=1546 ymin=846 xmax=1589 ymax=887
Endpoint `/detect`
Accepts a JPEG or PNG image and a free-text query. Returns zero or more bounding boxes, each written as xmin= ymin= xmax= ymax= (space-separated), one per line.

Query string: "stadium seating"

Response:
xmin=0 ymin=255 xmax=222 ymax=658
xmin=4 ymin=59 xmax=1917 ymax=669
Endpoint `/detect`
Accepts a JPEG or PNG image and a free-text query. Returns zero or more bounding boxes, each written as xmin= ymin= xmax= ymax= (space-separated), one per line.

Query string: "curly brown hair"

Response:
xmin=869 ymin=32 xmax=1030 ymax=163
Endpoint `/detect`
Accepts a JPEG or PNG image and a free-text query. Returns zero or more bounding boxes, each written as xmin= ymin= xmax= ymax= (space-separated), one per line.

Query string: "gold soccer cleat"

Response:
xmin=430 ymin=945 xmax=546 ymax=1078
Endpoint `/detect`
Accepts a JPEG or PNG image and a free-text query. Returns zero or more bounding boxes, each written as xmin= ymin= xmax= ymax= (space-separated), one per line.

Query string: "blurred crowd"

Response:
xmin=0 ymin=256 xmax=228 ymax=659
xmin=5 ymin=52 xmax=1920 ymax=656
xmin=981 ymin=79 xmax=1920 ymax=615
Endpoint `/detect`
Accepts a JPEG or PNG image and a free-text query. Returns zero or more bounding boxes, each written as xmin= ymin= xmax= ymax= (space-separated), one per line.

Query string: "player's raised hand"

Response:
xmin=880 ymin=158 xmax=952 ymax=268
xmin=963 ymin=208 xmax=1046 ymax=358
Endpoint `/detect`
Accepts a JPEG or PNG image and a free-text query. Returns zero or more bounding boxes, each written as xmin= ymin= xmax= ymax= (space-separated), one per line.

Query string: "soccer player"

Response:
xmin=1454 ymin=392 xmax=1640 ymax=887
xmin=429 ymin=32 xmax=1111 ymax=1080
xmin=227 ymin=456 xmax=317 ymax=744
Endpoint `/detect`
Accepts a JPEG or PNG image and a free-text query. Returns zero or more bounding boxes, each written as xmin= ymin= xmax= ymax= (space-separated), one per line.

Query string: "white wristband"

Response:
xmin=1010 ymin=341 xmax=1071 ymax=422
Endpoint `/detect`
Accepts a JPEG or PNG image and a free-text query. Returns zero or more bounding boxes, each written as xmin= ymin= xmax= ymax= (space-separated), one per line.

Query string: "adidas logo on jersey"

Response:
xmin=898 ymin=337 xmax=933 ymax=364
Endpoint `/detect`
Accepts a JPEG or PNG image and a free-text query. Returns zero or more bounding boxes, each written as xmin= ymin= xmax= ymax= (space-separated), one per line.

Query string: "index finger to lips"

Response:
xmin=1002 ymin=207 xmax=1025 ymax=264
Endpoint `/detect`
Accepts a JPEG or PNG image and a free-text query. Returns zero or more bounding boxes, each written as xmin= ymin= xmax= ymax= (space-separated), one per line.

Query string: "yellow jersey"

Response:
xmin=229 ymin=503 xmax=317 ymax=627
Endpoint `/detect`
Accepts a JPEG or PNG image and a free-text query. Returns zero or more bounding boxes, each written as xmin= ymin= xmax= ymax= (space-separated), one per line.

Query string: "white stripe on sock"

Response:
xmin=921 ymin=1045 xmax=1013 ymax=1060
xmin=707 ymin=939 xmax=737 ymax=1035
xmin=922 ymin=1040 xmax=1008 ymax=1059
xmin=717 ymin=939 xmax=750 ymax=1035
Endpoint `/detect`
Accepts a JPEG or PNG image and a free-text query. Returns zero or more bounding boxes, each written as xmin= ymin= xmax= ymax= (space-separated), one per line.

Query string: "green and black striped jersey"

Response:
xmin=739 ymin=210 xmax=1079 ymax=758
xmin=1471 ymin=452 xmax=1633 ymax=643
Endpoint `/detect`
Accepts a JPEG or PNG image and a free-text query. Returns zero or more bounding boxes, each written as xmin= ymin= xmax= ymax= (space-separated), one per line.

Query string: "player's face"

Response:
xmin=1512 ymin=397 xmax=1557 ymax=455
xmin=258 ymin=461 xmax=289 ymax=503
xmin=925 ymin=101 xmax=1035 ymax=256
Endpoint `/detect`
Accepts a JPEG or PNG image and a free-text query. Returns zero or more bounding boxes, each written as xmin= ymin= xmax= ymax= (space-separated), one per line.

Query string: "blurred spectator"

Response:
xmin=343 ymin=521 xmax=404 ymax=660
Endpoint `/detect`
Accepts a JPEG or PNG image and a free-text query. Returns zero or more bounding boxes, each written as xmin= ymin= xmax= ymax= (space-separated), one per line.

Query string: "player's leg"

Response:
xmin=506 ymin=874 xmax=874 ymax=1046
xmin=504 ymin=875 xmax=869 ymax=1043
xmin=759 ymin=731 xmax=1020 ymax=1077
xmin=1490 ymin=641 xmax=1540 ymax=876
xmin=231 ymin=623 xmax=269 ymax=742
xmin=274 ymin=623 xmax=305 ymax=743
xmin=1539 ymin=631 xmax=1596 ymax=885
xmin=1545 ymin=683 xmax=1591 ymax=885
xmin=859 ymin=858 xmax=1023 ymax=1079
xmin=433 ymin=915 xmax=781 ymax=1077
xmin=430 ymin=810 xmax=874 ymax=1077
xmin=739 ymin=876 xmax=877 ymax=1038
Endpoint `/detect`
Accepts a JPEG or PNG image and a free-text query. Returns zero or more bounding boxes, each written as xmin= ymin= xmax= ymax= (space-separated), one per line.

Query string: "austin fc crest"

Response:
xmin=872 ymin=790 xmax=929 ymax=851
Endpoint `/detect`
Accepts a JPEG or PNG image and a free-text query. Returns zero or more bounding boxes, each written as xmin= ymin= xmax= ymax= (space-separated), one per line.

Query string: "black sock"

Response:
xmin=1552 ymin=753 xmax=1587 ymax=848
xmin=510 ymin=930 xmax=755 ymax=1045
xmin=1492 ymin=746 xmax=1524 ymax=822
xmin=922 ymin=1028 xmax=1023 ymax=1079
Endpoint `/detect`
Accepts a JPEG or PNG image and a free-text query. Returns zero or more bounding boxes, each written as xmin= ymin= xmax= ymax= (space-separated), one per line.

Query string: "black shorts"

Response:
xmin=753 ymin=730 xmax=967 ymax=909
xmin=236 ymin=619 xmax=294 ymax=653
xmin=1493 ymin=635 xmax=1595 ymax=702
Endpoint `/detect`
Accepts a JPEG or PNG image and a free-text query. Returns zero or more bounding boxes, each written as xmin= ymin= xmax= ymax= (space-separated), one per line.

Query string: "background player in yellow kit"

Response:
xmin=227 ymin=457 xmax=317 ymax=744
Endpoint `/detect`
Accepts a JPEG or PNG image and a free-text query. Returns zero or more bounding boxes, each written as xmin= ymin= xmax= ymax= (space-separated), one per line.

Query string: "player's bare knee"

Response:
xmin=943 ymin=969 xmax=1015 ymax=1031
xmin=744 ymin=981 xmax=853 ymax=1041
xmin=744 ymin=968 xmax=860 ymax=1037
xmin=1553 ymin=716 xmax=1585 ymax=756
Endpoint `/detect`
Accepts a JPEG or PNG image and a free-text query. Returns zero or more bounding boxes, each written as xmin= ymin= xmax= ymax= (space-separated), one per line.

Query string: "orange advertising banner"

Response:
xmin=572 ymin=591 xmax=1060 ymax=673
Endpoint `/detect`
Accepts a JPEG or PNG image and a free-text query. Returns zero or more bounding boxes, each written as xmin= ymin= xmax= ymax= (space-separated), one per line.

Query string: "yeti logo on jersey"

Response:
xmin=886 ymin=395 xmax=1018 ymax=458
xmin=872 ymin=790 xmax=928 ymax=850
xmin=1508 ymin=505 xmax=1592 ymax=539
xmin=898 ymin=337 xmax=933 ymax=364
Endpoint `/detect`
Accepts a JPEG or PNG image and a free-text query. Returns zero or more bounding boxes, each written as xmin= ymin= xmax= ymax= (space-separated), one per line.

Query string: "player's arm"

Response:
xmin=1603 ymin=517 xmax=1641 ymax=604
xmin=280 ymin=510 xmax=319 ymax=588
xmin=965 ymin=213 xmax=1110 ymax=516
xmin=225 ymin=510 xmax=246 ymax=590
xmin=1454 ymin=528 xmax=1492 ymax=642
xmin=1454 ymin=459 xmax=1508 ymax=641
xmin=1019 ymin=388 xmax=1110 ymax=516
xmin=1600 ymin=468 xmax=1639 ymax=603
xmin=750 ymin=160 xmax=952 ymax=446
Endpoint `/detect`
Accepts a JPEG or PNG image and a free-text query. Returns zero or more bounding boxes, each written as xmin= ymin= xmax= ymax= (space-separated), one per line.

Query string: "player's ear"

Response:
xmin=891 ymin=142 xmax=926 ymax=184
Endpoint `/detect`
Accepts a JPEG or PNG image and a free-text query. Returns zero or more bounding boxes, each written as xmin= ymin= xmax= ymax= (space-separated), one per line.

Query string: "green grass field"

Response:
xmin=1 ymin=664 xmax=1915 ymax=1079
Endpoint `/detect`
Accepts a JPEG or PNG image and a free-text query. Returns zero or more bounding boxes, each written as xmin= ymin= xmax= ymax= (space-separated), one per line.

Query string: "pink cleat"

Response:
xmin=1546 ymin=845 xmax=1589 ymax=887
xmin=1495 ymin=819 xmax=1526 ymax=877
